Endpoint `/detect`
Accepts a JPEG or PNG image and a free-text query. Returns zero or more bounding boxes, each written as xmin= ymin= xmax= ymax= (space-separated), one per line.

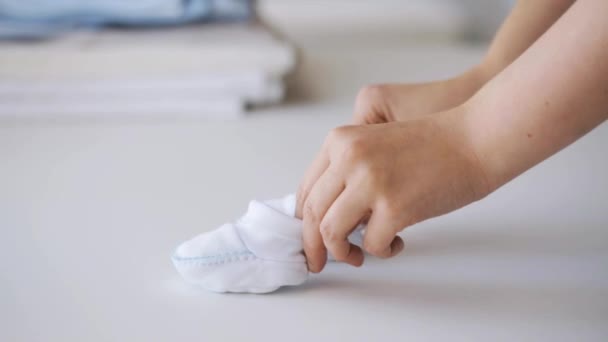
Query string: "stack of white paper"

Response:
xmin=0 ymin=23 xmax=296 ymax=119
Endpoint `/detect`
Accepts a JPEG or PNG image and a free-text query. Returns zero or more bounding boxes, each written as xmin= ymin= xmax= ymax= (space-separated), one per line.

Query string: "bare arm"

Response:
xmin=296 ymin=0 xmax=607 ymax=272
xmin=478 ymin=0 xmax=576 ymax=79
xmin=353 ymin=0 xmax=575 ymax=124
xmin=468 ymin=0 xmax=608 ymax=189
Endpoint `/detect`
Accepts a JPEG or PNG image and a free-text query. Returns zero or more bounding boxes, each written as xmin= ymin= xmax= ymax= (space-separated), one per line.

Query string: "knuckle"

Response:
xmin=354 ymin=84 xmax=396 ymax=124
xmin=340 ymin=136 xmax=369 ymax=166
xmin=319 ymin=221 xmax=335 ymax=241
xmin=354 ymin=160 xmax=382 ymax=188
xmin=303 ymin=200 xmax=320 ymax=223
xmin=377 ymin=197 xmax=403 ymax=220
xmin=296 ymin=182 xmax=308 ymax=197
xmin=296 ymin=184 xmax=309 ymax=208
xmin=356 ymin=84 xmax=388 ymax=108
xmin=352 ymin=109 xmax=365 ymax=123
xmin=327 ymin=125 xmax=351 ymax=143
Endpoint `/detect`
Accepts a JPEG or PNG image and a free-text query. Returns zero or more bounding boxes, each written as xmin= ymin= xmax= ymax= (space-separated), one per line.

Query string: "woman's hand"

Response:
xmin=296 ymin=107 xmax=492 ymax=272
xmin=352 ymin=68 xmax=484 ymax=125
xmin=295 ymin=0 xmax=608 ymax=274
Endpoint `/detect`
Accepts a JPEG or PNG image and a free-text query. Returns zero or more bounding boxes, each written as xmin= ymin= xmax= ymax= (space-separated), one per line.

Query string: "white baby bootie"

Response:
xmin=172 ymin=194 xmax=363 ymax=294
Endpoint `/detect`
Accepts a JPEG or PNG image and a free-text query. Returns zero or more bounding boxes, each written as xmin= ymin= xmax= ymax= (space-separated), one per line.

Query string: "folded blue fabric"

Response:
xmin=0 ymin=0 xmax=253 ymax=39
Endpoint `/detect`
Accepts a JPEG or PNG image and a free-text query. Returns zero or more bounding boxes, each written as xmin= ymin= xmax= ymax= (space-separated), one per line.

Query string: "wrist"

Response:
xmin=424 ymin=65 xmax=489 ymax=118
xmin=469 ymin=62 xmax=494 ymax=86
xmin=435 ymin=106 xmax=496 ymax=200
xmin=450 ymin=64 xmax=490 ymax=103
xmin=459 ymin=97 xmax=510 ymax=194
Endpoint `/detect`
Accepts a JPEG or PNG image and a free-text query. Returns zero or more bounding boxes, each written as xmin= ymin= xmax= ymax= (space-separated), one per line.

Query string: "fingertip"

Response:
xmin=302 ymin=217 xmax=327 ymax=273
xmin=304 ymin=247 xmax=328 ymax=273
xmin=362 ymin=240 xmax=392 ymax=259
xmin=348 ymin=245 xmax=364 ymax=267
xmin=390 ymin=236 xmax=405 ymax=257
xmin=307 ymin=257 xmax=327 ymax=273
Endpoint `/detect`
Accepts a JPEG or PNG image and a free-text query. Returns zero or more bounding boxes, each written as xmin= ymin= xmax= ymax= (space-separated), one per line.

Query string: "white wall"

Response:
xmin=258 ymin=0 xmax=513 ymax=43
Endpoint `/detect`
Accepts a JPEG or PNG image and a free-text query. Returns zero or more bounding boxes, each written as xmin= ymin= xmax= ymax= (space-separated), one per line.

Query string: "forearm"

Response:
xmin=437 ymin=0 xmax=575 ymax=109
xmin=465 ymin=0 xmax=608 ymax=190
xmin=477 ymin=0 xmax=575 ymax=80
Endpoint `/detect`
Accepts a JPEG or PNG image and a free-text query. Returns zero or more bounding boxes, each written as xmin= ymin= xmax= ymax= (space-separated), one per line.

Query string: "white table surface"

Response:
xmin=1 ymin=42 xmax=607 ymax=342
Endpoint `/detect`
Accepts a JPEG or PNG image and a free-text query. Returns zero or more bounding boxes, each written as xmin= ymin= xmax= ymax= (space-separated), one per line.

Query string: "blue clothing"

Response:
xmin=0 ymin=0 xmax=253 ymax=39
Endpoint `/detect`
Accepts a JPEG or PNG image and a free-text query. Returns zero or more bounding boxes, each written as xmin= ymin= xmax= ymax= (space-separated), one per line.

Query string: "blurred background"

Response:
xmin=5 ymin=3 xmax=608 ymax=342
xmin=0 ymin=0 xmax=512 ymax=119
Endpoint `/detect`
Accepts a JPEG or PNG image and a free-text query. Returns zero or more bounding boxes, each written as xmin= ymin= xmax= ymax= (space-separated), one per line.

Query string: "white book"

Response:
xmin=0 ymin=23 xmax=297 ymax=80
xmin=0 ymin=70 xmax=285 ymax=105
xmin=0 ymin=95 xmax=246 ymax=120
